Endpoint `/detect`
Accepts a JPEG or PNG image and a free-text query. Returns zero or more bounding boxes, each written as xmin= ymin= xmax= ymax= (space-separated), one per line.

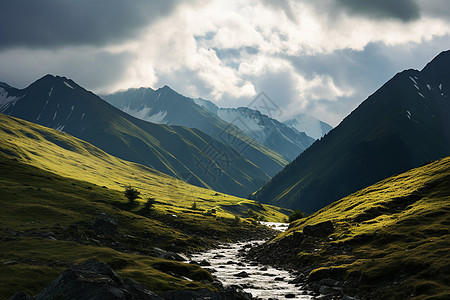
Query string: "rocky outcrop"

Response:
xmin=9 ymin=291 xmax=33 ymax=300
xmin=302 ymin=221 xmax=334 ymax=237
xmin=9 ymin=259 xmax=255 ymax=300
xmin=93 ymin=213 xmax=118 ymax=235
xmin=163 ymin=286 xmax=253 ymax=300
xmin=23 ymin=258 xmax=162 ymax=300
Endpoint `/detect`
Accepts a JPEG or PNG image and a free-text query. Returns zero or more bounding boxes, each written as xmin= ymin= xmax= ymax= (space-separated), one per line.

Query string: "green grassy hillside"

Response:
xmin=0 ymin=113 xmax=287 ymax=298
xmin=0 ymin=113 xmax=286 ymax=221
xmin=252 ymin=157 xmax=450 ymax=299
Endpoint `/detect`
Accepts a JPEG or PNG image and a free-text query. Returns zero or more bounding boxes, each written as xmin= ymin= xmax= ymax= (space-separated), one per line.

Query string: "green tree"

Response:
xmin=191 ymin=201 xmax=198 ymax=210
xmin=247 ymin=209 xmax=257 ymax=219
xmin=288 ymin=209 xmax=306 ymax=223
xmin=144 ymin=197 xmax=156 ymax=213
xmin=124 ymin=185 xmax=141 ymax=204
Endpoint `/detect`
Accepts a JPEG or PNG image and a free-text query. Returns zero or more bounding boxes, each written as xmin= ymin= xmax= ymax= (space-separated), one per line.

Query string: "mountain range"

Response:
xmin=102 ymin=88 xmax=326 ymax=162
xmin=283 ymin=112 xmax=333 ymax=140
xmin=254 ymin=50 xmax=450 ymax=213
xmin=0 ymin=75 xmax=281 ymax=198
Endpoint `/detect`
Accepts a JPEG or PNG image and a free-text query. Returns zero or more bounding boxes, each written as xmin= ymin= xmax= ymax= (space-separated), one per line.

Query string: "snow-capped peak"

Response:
xmin=283 ymin=113 xmax=333 ymax=140
xmin=0 ymin=87 xmax=22 ymax=110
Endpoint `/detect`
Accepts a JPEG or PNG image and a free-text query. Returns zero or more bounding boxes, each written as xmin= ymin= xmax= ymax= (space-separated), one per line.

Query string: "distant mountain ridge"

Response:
xmin=0 ymin=75 xmax=276 ymax=197
xmin=254 ymin=50 xmax=450 ymax=213
xmin=101 ymin=86 xmax=288 ymax=173
xmin=102 ymin=88 xmax=326 ymax=161
xmin=194 ymin=98 xmax=332 ymax=141
xmin=283 ymin=113 xmax=333 ymax=140
xmin=194 ymin=98 xmax=317 ymax=161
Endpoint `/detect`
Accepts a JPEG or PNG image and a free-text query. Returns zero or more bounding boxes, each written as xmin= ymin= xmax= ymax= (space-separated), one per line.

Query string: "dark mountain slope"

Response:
xmin=0 ymin=75 xmax=271 ymax=197
xmin=255 ymin=50 xmax=450 ymax=213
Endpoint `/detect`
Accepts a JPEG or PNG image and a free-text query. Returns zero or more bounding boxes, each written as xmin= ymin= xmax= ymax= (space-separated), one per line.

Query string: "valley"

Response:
xmin=0 ymin=113 xmax=287 ymax=299
xmin=0 ymin=39 xmax=449 ymax=300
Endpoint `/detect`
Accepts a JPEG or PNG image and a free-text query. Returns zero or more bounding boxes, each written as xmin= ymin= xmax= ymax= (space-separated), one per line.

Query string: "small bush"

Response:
xmin=288 ymin=209 xmax=306 ymax=223
xmin=247 ymin=209 xmax=257 ymax=219
xmin=144 ymin=197 xmax=156 ymax=213
xmin=124 ymin=185 xmax=141 ymax=203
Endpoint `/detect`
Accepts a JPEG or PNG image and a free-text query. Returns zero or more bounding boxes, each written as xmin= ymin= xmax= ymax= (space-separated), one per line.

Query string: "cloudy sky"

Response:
xmin=1 ymin=0 xmax=449 ymax=125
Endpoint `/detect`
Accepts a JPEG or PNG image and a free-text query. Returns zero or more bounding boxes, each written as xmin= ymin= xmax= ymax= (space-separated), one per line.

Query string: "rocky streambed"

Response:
xmin=187 ymin=223 xmax=318 ymax=299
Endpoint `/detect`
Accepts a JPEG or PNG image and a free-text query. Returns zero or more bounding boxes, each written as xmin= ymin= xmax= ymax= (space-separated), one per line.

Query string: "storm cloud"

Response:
xmin=0 ymin=0 xmax=182 ymax=50
xmin=336 ymin=0 xmax=420 ymax=22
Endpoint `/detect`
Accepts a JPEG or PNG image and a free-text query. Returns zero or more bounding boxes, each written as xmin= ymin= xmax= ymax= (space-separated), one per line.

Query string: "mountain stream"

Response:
xmin=187 ymin=223 xmax=315 ymax=299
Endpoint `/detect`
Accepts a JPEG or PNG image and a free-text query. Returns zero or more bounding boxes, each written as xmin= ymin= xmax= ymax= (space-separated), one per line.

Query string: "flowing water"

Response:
xmin=187 ymin=223 xmax=314 ymax=299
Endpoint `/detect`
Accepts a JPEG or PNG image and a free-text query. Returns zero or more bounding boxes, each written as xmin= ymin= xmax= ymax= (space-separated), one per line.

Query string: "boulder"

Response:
xmin=274 ymin=277 xmax=284 ymax=281
xmin=199 ymin=259 xmax=211 ymax=266
xmin=318 ymin=285 xmax=343 ymax=296
xmin=303 ymin=221 xmax=334 ymax=237
xmin=93 ymin=213 xmax=118 ymax=235
xmin=289 ymin=273 xmax=305 ymax=284
xmin=319 ymin=278 xmax=340 ymax=287
xmin=163 ymin=286 xmax=253 ymax=300
xmin=233 ymin=271 xmax=250 ymax=278
xmin=9 ymin=291 xmax=33 ymax=300
xmin=32 ymin=258 xmax=162 ymax=300
xmin=152 ymin=247 xmax=187 ymax=262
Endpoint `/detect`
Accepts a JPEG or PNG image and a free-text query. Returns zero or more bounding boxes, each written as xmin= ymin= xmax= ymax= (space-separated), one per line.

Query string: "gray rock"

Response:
xmin=233 ymin=271 xmax=250 ymax=278
xmin=310 ymin=282 xmax=322 ymax=293
xmin=314 ymin=295 xmax=334 ymax=300
xmin=318 ymin=285 xmax=343 ymax=296
xmin=199 ymin=259 xmax=211 ymax=266
xmin=93 ymin=213 xmax=118 ymax=235
xmin=9 ymin=291 xmax=33 ymax=300
xmin=153 ymin=247 xmax=186 ymax=261
xmin=303 ymin=221 xmax=334 ymax=237
xmin=341 ymin=296 xmax=357 ymax=300
xmin=289 ymin=273 xmax=305 ymax=284
xmin=33 ymin=258 xmax=162 ymax=300
xmin=163 ymin=286 xmax=253 ymax=300
xmin=319 ymin=278 xmax=340 ymax=287
xmin=123 ymin=278 xmax=161 ymax=299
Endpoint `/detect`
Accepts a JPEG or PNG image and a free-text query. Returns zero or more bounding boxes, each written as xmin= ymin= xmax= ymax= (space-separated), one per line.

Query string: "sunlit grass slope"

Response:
xmin=0 ymin=156 xmax=217 ymax=297
xmin=273 ymin=157 xmax=450 ymax=299
xmin=0 ymin=113 xmax=286 ymax=221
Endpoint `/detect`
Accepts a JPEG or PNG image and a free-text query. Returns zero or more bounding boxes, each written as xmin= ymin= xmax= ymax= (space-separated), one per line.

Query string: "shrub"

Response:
xmin=247 ymin=209 xmax=257 ymax=219
xmin=191 ymin=201 xmax=198 ymax=210
xmin=288 ymin=209 xmax=306 ymax=223
xmin=124 ymin=185 xmax=141 ymax=203
xmin=144 ymin=197 xmax=156 ymax=213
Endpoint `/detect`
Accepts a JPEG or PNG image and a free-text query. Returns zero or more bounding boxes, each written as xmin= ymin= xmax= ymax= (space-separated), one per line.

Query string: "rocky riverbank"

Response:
xmin=246 ymin=221 xmax=360 ymax=300
xmin=6 ymin=216 xmax=279 ymax=300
